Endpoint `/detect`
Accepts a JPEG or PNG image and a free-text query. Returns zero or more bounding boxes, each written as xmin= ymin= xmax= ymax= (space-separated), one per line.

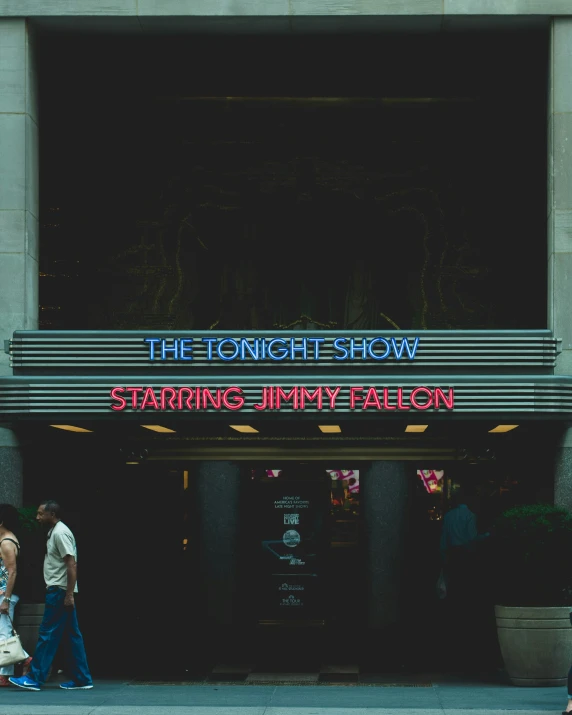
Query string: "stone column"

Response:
xmin=362 ymin=461 xmax=410 ymax=629
xmin=0 ymin=19 xmax=38 ymax=508
xmin=0 ymin=428 xmax=23 ymax=506
xmin=0 ymin=19 xmax=39 ymax=375
xmin=554 ymin=425 xmax=572 ymax=511
xmin=196 ymin=461 xmax=241 ymax=627
xmin=550 ymin=20 xmax=572 ymax=509
xmin=550 ymin=18 xmax=572 ymax=375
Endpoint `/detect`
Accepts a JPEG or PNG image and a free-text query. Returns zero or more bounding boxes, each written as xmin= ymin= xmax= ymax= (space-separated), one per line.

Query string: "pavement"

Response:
xmin=0 ymin=674 xmax=567 ymax=715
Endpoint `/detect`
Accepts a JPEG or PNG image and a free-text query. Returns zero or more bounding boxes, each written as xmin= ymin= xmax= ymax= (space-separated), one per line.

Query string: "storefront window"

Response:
xmin=417 ymin=468 xmax=444 ymax=495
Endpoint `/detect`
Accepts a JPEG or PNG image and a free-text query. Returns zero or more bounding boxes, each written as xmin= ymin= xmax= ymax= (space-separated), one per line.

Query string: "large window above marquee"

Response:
xmin=38 ymin=32 xmax=547 ymax=332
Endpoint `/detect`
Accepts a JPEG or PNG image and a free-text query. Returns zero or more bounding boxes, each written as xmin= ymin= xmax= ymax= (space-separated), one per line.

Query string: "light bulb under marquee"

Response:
xmin=489 ymin=425 xmax=519 ymax=433
xmin=405 ymin=425 xmax=428 ymax=433
xmin=49 ymin=425 xmax=93 ymax=433
xmin=141 ymin=425 xmax=176 ymax=433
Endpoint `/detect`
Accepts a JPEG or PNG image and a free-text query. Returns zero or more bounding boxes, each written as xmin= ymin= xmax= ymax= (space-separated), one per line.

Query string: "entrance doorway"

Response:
xmin=20 ymin=432 xmax=551 ymax=678
xmin=237 ymin=463 xmax=363 ymax=667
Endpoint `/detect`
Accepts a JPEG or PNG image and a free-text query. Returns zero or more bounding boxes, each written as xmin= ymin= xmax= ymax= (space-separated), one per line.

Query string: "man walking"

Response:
xmin=9 ymin=500 xmax=93 ymax=691
xmin=439 ymin=485 xmax=491 ymax=672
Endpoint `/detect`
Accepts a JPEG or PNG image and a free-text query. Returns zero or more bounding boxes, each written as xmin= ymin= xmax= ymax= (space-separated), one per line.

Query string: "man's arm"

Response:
xmin=63 ymin=554 xmax=77 ymax=608
xmin=440 ymin=515 xmax=449 ymax=562
xmin=466 ymin=509 xmax=491 ymax=543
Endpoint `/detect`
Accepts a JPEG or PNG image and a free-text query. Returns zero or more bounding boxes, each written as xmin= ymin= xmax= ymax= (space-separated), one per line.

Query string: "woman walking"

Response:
xmin=0 ymin=504 xmax=31 ymax=686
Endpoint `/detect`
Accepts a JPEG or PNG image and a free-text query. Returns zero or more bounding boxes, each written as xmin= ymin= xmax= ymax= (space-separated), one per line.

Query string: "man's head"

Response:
xmin=36 ymin=500 xmax=61 ymax=528
xmin=451 ymin=484 xmax=477 ymax=511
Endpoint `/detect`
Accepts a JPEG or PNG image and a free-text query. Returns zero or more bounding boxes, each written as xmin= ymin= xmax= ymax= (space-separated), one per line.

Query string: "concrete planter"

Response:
xmin=495 ymin=605 xmax=572 ymax=686
xmin=14 ymin=602 xmax=44 ymax=656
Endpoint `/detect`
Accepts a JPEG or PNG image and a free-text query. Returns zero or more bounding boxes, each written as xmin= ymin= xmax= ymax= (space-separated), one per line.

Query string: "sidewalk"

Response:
xmin=0 ymin=674 xmax=566 ymax=715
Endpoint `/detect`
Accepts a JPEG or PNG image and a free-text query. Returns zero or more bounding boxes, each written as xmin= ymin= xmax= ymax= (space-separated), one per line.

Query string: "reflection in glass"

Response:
xmin=327 ymin=469 xmax=359 ymax=494
xmin=328 ymin=469 xmax=359 ymax=548
xmin=417 ymin=468 xmax=444 ymax=494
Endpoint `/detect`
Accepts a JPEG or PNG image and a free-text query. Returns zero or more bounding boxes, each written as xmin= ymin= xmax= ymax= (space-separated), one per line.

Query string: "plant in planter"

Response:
xmin=493 ymin=504 xmax=572 ymax=686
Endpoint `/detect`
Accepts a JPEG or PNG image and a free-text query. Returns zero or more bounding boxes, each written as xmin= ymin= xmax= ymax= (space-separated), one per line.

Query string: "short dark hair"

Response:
xmin=451 ymin=483 xmax=476 ymax=508
xmin=0 ymin=504 xmax=20 ymax=533
xmin=41 ymin=500 xmax=62 ymax=519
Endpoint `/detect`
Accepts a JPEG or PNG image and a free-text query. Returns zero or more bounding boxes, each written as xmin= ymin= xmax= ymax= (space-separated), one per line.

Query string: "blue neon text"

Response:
xmin=145 ymin=336 xmax=419 ymax=362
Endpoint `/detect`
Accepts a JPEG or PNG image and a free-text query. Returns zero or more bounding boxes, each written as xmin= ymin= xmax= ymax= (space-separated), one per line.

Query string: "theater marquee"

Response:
xmin=108 ymin=335 xmax=454 ymax=413
xmin=4 ymin=329 xmax=566 ymax=420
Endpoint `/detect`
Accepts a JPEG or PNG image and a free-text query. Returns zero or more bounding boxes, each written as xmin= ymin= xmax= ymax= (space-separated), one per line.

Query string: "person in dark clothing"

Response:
xmin=439 ymin=487 xmax=490 ymax=670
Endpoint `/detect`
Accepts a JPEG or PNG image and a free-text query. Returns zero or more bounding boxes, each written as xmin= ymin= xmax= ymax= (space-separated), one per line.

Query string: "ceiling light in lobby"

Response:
xmin=405 ymin=425 xmax=428 ymax=433
xmin=319 ymin=425 xmax=341 ymax=433
xmin=229 ymin=425 xmax=259 ymax=433
xmin=49 ymin=425 xmax=93 ymax=433
xmin=489 ymin=425 xmax=519 ymax=433
xmin=141 ymin=425 xmax=176 ymax=433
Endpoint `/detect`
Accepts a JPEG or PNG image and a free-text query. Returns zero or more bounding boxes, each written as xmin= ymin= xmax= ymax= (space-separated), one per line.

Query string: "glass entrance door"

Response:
xmin=241 ymin=463 xmax=363 ymax=664
xmin=250 ymin=465 xmax=331 ymax=625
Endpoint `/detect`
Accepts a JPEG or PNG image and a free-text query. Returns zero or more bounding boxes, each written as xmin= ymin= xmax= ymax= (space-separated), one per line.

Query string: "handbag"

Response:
xmin=436 ymin=568 xmax=447 ymax=600
xmin=0 ymin=613 xmax=27 ymax=667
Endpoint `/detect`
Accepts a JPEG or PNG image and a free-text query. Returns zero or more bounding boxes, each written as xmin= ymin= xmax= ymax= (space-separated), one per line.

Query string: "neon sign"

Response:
xmin=109 ymin=385 xmax=454 ymax=412
xmin=143 ymin=336 xmax=420 ymax=362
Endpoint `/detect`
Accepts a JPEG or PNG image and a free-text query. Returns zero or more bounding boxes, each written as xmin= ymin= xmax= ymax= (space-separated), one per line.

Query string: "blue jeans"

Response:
xmin=30 ymin=586 xmax=92 ymax=686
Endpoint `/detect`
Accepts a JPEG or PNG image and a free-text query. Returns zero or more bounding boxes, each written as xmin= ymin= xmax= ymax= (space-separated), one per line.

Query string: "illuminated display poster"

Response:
xmin=255 ymin=474 xmax=330 ymax=622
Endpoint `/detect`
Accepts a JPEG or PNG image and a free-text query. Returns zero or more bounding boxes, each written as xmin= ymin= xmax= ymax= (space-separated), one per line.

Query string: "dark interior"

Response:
xmin=38 ymin=31 xmax=548 ymax=332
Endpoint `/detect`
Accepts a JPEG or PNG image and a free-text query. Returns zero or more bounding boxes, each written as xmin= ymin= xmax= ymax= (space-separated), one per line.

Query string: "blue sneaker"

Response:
xmin=59 ymin=681 xmax=93 ymax=690
xmin=8 ymin=675 xmax=40 ymax=691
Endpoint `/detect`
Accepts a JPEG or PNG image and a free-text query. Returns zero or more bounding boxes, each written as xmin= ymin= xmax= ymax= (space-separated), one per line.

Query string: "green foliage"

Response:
xmin=494 ymin=504 xmax=572 ymax=607
xmin=17 ymin=506 xmax=41 ymax=534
